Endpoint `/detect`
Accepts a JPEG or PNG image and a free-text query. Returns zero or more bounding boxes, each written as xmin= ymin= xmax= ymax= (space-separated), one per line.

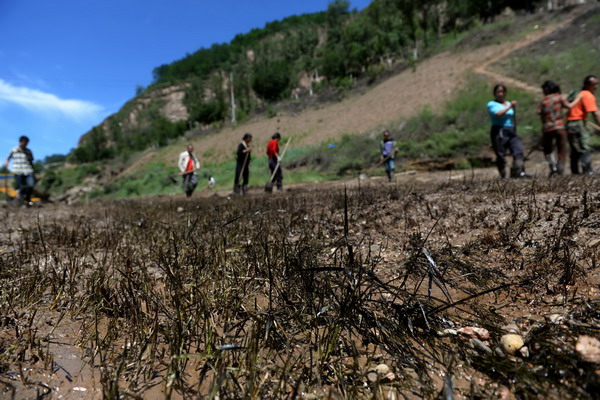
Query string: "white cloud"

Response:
xmin=0 ymin=79 xmax=103 ymax=120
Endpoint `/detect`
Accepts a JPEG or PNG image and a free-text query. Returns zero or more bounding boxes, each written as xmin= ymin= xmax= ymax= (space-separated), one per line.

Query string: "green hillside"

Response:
xmin=71 ymin=0 xmax=542 ymax=164
xmin=35 ymin=1 xmax=600 ymax=200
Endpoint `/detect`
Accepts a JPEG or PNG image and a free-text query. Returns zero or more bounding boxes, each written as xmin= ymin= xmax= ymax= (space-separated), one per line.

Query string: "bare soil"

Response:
xmin=1 ymin=165 xmax=599 ymax=399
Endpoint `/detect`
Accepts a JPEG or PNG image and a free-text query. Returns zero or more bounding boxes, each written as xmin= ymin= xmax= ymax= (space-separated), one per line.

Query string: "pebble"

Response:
xmin=501 ymin=334 xmax=525 ymax=356
xmin=375 ymin=364 xmax=390 ymax=375
xmin=586 ymin=237 xmax=600 ymax=248
xmin=437 ymin=328 xmax=458 ymax=337
xmin=383 ymin=372 xmax=396 ymax=382
xmin=366 ymin=363 xmax=392 ymax=383
xmin=575 ymin=335 xmax=600 ymax=363
xmin=366 ymin=370 xmax=378 ymax=383
xmin=458 ymin=326 xmax=490 ymax=340
xmin=501 ymin=323 xmax=520 ymax=334
xmin=546 ymin=314 xmax=564 ymax=324
xmin=176 ymin=207 xmax=184 ymax=213
xmin=471 ymin=338 xmax=493 ymax=355
xmin=496 ymin=386 xmax=511 ymax=400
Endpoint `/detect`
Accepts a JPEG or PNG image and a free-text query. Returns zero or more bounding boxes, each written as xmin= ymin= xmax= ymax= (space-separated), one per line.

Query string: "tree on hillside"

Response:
xmin=327 ymin=0 xmax=351 ymax=25
xmin=252 ymin=60 xmax=292 ymax=101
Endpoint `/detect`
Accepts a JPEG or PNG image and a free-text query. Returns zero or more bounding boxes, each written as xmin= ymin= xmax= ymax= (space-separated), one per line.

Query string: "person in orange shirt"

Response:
xmin=566 ymin=75 xmax=600 ymax=174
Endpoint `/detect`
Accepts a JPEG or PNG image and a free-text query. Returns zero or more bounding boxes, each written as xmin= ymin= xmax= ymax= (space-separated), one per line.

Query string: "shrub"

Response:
xmin=252 ymin=61 xmax=292 ymax=101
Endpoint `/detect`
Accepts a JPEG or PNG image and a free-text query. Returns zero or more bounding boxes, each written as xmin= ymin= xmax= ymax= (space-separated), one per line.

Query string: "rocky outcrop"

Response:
xmin=79 ymin=83 xmax=190 ymax=146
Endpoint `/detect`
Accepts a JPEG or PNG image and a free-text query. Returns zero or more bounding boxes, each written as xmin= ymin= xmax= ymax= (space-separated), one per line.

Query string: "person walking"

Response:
xmin=537 ymin=80 xmax=572 ymax=176
xmin=178 ymin=144 xmax=200 ymax=197
xmin=380 ymin=130 xmax=396 ymax=182
xmin=566 ymin=75 xmax=600 ymax=175
xmin=266 ymin=132 xmax=283 ymax=192
xmin=234 ymin=133 xmax=252 ymax=195
xmin=3 ymin=136 xmax=35 ymax=206
xmin=487 ymin=84 xmax=527 ymax=179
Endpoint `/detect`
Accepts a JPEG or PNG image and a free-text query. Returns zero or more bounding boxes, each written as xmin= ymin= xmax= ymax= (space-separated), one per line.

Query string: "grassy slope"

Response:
xmin=492 ymin=9 xmax=600 ymax=95
xmin=40 ymin=5 xmax=598 ymax=199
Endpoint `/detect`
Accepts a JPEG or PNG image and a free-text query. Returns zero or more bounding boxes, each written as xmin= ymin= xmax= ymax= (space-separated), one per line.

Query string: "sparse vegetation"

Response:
xmin=1 ymin=173 xmax=599 ymax=398
xmin=493 ymin=9 xmax=600 ymax=96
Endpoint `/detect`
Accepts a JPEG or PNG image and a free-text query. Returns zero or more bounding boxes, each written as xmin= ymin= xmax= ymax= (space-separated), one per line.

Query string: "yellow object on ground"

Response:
xmin=0 ymin=186 xmax=18 ymax=198
xmin=0 ymin=174 xmax=41 ymax=202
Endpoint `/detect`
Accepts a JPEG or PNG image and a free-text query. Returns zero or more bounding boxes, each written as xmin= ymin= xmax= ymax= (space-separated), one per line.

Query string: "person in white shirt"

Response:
xmin=4 ymin=136 xmax=35 ymax=205
xmin=178 ymin=144 xmax=200 ymax=197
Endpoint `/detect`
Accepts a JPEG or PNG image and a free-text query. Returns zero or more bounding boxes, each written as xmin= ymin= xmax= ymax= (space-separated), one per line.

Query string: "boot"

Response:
xmin=498 ymin=166 xmax=507 ymax=179
xmin=545 ymin=154 xmax=558 ymax=176
xmin=512 ymin=158 xmax=531 ymax=178
xmin=582 ymin=153 xmax=594 ymax=175
xmin=241 ymin=185 xmax=248 ymax=195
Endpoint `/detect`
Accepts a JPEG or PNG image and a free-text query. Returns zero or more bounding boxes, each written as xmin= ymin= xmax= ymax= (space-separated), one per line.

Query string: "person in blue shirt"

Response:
xmin=487 ymin=84 xmax=527 ymax=178
xmin=380 ymin=130 xmax=396 ymax=182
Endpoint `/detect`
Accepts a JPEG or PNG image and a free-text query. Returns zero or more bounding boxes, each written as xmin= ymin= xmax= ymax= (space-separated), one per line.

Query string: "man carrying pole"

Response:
xmin=265 ymin=132 xmax=288 ymax=193
xmin=178 ymin=144 xmax=201 ymax=197
xmin=234 ymin=133 xmax=252 ymax=195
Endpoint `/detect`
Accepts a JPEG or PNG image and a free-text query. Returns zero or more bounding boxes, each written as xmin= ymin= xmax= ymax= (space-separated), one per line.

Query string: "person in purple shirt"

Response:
xmin=487 ymin=84 xmax=527 ymax=179
xmin=380 ymin=130 xmax=396 ymax=182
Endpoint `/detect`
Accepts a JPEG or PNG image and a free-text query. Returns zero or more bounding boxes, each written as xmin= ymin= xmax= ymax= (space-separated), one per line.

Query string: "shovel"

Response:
xmin=265 ymin=138 xmax=291 ymax=193
xmin=168 ymin=168 xmax=202 ymax=184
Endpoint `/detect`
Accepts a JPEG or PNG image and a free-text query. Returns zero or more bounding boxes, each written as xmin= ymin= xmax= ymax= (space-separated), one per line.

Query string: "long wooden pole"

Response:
xmin=268 ymin=138 xmax=291 ymax=183
xmin=588 ymin=120 xmax=600 ymax=131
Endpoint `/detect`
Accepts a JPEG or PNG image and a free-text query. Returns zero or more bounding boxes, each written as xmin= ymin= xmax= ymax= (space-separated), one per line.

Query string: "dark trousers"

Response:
xmin=182 ymin=173 xmax=198 ymax=197
xmin=491 ymin=126 xmax=524 ymax=178
xmin=268 ymin=157 xmax=283 ymax=190
xmin=234 ymin=160 xmax=249 ymax=194
xmin=566 ymin=120 xmax=592 ymax=174
xmin=542 ymin=128 xmax=568 ymax=174
xmin=16 ymin=174 xmax=35 ymax=202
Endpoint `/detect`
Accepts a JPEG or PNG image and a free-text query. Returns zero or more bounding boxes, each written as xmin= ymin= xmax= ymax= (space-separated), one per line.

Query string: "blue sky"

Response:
xmin=0 ymin=0 xmax=371 ymax=161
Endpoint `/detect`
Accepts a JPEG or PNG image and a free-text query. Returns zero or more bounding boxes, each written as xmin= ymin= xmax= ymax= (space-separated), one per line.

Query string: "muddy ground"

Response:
xmin=0 ymin=166 xmax=599 ymax=399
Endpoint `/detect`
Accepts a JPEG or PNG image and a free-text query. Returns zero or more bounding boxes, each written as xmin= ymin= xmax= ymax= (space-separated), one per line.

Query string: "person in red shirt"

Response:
xmin=266 ymin=132 xmax=283 ymax=191
xmin=178 ymin=144 xmax=200 ymax=197
xmin=566 ymin=75 xmax=600 ymax=174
